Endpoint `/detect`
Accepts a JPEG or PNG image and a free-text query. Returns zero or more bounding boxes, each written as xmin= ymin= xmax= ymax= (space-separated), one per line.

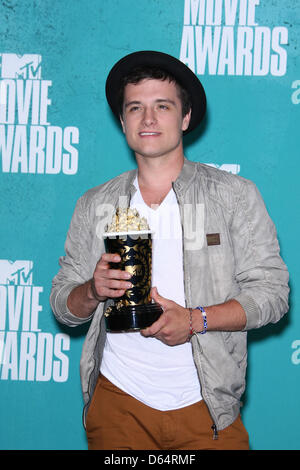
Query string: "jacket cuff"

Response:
xmin=233 ymin=292 xmax=262 ymax=331
xmin=50 ymin=282 xmax=94 ymax=326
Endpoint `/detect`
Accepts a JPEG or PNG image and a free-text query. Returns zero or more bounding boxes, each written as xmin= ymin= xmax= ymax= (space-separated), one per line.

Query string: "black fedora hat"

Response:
xmin=105 ymin=50 xmax=206 ymax=135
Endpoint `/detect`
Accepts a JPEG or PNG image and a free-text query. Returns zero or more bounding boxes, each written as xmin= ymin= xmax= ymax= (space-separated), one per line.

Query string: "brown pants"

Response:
xmin=86 ymin=374 xmax=249 ymax=450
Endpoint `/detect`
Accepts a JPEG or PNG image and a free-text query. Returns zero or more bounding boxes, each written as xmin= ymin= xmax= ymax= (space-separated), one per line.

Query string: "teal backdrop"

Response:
xmin=0 ymin=0 xmax=299 ymax=450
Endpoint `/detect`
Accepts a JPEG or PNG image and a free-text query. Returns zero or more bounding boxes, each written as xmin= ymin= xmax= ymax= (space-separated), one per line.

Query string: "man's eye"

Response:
xmin=129 ymin=106 xmax=140 ymax=112
xmin=159 ymin=104 xmax=168 ymax=110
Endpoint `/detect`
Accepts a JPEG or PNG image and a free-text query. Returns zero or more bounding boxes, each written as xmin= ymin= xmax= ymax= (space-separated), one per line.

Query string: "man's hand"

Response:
xmin=67 ymin=253 xmax=132 ymax=318
xmin=140 ymin=287 xmax=190 ymax=346
xmin=91 ymin=253 xmax=133 ymax=302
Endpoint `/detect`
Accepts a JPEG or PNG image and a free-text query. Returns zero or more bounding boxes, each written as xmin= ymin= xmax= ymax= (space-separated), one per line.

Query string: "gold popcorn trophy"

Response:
xmin=103 ymin=208 xmax=163 ymax=332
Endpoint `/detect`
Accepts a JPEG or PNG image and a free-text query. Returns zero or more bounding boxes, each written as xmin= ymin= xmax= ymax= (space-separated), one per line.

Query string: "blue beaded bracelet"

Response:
xmin=196 ymin=306 xmax=207 ymax=334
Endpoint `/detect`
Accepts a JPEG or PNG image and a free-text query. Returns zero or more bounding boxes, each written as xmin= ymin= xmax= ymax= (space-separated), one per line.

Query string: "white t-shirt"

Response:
xmin=100 ymin=178 xmax=202 ymax=410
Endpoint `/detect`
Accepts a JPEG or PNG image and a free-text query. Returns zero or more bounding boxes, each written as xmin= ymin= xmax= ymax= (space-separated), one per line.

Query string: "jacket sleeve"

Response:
xmin=231 ymin=179 xmax=289 ymax=330
xmin=50 ymin=195 xmax=95 ymax=327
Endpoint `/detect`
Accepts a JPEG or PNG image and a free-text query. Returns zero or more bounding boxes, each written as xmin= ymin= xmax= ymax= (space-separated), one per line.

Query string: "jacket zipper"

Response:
xmin=172 ymin=181 xmax=219 ymax=440
xmin=212 ymin=424 xmax=219 ymax=440
xmin=172 ymin=182 xmax=188 ymax=309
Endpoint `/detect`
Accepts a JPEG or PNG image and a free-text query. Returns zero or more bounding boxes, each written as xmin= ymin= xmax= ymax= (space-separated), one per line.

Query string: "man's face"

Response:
xmin=120 ymin=78 xmax=191 ymax=161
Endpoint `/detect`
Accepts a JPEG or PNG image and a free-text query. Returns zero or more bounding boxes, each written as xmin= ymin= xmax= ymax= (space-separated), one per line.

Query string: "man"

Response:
xmin=50 ymin=51 xmax=289 ymax=450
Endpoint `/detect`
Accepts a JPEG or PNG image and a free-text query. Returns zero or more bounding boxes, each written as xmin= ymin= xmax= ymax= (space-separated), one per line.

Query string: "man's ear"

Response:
xmin=120 ymin=115 xmax=126 ymax=133
xmin=181 ymin=109 xmax=192 ymax=132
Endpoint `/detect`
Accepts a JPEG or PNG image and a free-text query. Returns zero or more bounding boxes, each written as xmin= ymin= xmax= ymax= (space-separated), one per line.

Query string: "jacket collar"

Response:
xmin=172 ymin=157 xmax=197 ymax=195
xmin=122 ymin=157 xmax=197 ymax=197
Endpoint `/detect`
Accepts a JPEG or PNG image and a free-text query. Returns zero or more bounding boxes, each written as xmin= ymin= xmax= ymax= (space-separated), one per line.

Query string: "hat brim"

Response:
xmin=105 ymin=50 xmax=206 ymax=135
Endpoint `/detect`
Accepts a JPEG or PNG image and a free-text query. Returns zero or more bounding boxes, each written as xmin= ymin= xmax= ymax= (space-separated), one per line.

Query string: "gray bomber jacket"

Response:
xmin=50 ymin=158 xmax=289 ymax=432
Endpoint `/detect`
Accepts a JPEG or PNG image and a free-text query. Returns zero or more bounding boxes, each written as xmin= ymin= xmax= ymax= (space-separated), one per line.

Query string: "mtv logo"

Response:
xmin=0 ymin=260 xmax=34 ymax=286
xmin=0 ymin=53 xmax=42 ymax=79
xmin=206 ymin=163 xmax=240 ymax=175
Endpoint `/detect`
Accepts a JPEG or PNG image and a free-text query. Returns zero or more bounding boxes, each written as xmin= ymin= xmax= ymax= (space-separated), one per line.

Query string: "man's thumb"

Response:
xmin=151 ymin=286 xmax=165 ymax=307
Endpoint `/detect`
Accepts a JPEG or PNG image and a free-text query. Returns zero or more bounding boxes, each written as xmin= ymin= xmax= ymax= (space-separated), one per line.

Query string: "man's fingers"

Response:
xmin=140 ymin=288 xmax=171 ymax=336
xmin=103 ymin=268 xmax=132 ymax=280
xmin=91 ymin=252 xmax=133 ymax=301
xmin=97 ymin=286 xmax=127 ymax=298
xmin=100 ymin=252 xmax=121 ymax=264
xmin=96 ymin=253 xmax=132 ymax=280
xmin=93 ymin=276 xmax=132 ymax=296
xmin=104 ymin=278 xmax=132 ymax=290
xmin=94 ymin=268 xmax=132 ymax=288
xmin=141 ymin=313 xmax=167 ymax=337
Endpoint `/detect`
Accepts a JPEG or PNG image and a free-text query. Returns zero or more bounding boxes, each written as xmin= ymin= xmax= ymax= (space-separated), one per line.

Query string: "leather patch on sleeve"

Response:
xmin=206 ymin=233 xmax=220 ymax=246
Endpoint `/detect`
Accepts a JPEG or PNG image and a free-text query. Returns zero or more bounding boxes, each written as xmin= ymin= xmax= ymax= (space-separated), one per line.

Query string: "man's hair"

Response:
xmin=118 ymin=65 xmax=192 ymax=118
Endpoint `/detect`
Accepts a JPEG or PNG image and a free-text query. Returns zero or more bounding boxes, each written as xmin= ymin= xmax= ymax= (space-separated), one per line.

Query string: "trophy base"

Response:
xmin=104 ymin=303 xmax=163 ymax=332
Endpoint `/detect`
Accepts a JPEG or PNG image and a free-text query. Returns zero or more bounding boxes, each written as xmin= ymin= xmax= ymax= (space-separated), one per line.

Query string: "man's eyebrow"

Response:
xmin=124 ymin=100 xmax=141 ymax=109
xmin=124 ymin=98 xmax=176 ymax=108
xmin=156 ymin=98 xmax=176 ymax=105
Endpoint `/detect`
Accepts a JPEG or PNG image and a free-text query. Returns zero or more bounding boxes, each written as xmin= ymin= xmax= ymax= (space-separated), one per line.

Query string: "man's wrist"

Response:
xmin=189 ymin=306 xmax=208 ymax=335
xmin=195 ymin=306 xmax=207 ymax=334
xmin=88 ymin=278 xmax=103 ymax=303
xmin=188 ymin=308 xmax=195 ymax=340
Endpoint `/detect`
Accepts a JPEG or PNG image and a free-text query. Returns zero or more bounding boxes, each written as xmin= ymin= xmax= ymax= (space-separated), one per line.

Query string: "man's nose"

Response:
xmin=142 ymin=107 xmax=157 ymax=126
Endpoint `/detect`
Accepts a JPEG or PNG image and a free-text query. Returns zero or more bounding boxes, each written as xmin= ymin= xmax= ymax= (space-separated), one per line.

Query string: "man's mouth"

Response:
xmin=139 ymin=131 xmax=161 ymax=136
